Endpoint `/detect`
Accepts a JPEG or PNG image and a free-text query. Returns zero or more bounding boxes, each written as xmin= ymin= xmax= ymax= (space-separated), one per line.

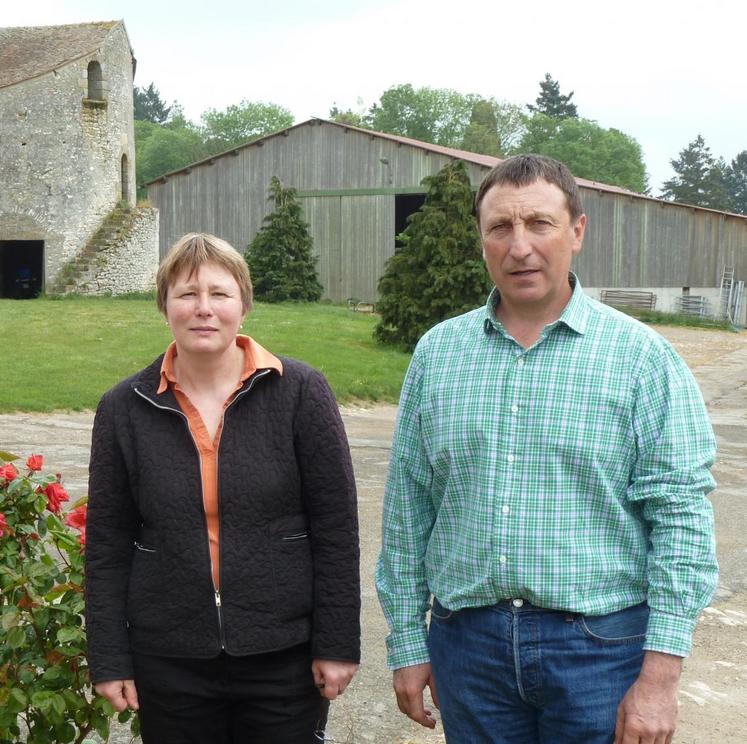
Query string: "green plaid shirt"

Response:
xmin=376 ymin=276 xmax=717 ymax=669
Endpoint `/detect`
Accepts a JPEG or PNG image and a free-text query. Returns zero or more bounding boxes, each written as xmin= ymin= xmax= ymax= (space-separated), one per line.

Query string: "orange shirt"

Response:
xmin=157 ymin=335 xmax=282 ymax=590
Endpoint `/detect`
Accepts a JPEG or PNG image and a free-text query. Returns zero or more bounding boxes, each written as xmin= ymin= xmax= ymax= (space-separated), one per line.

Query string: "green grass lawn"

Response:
xmin=0 ymin=297 xmax=411 ymax=412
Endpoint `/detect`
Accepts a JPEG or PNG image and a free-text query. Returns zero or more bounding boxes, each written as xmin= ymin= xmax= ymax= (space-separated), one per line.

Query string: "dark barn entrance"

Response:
xmin=0 ymin=240 xmax=44 ymax=298
xmin=394 ymin=193 xmax=426 ymax=248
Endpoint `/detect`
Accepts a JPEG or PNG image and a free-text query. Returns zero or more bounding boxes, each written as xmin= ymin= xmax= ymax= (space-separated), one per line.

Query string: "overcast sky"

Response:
xmin=4 ymin=0 xmax=745 ymax=193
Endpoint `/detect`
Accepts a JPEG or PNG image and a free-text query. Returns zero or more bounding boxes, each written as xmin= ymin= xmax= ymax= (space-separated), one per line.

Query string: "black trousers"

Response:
xmin=132 ymin=644 xmax=329 ymax=744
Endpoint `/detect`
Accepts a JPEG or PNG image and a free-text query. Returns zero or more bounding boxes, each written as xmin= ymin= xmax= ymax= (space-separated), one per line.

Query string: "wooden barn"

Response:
xmin=147 ymin=118 xmax=747 ymax=320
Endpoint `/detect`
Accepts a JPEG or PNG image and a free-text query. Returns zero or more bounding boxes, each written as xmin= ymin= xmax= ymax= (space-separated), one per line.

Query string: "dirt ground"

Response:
xmin=1 ymin=325 xmax=745 ymax=743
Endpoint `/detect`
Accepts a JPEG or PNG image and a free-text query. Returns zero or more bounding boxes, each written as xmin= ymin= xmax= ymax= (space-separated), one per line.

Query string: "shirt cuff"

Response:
xmin=644 ymin=607 xmax=697 ymax=658
xmin=386 ymin=626 xmax=431 ymax=670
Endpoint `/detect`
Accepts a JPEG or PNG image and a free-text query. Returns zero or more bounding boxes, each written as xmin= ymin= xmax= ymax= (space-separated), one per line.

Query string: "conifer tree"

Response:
xmin=246 ymin=177 xmax=323 ymax=302
xmin=527 ymin=73 xmax=578 ymax=119
xmin=374 ymin=161 xmax=491 ymax=349
xmin=661 ymin=135 xmax=731 ymax=210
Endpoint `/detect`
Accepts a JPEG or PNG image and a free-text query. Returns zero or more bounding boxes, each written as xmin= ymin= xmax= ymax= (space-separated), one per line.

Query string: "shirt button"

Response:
xmin=507 ymin=454 xmax=514 ymax=463
xmin=502 ymin=505 xmax=510 ymax=514
xmin=511 ymin=405 xmax=518 ymax=413
xmin=512 ymin=598 xmax=524 ymax=608
xmin=499 ymin=555 xmax=507 ymax=564
xmin=517 ymin=358 xmax=525 ymax=367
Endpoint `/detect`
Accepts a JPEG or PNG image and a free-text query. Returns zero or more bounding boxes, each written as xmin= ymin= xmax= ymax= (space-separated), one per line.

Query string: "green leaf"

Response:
xmin=51 ymin=693 xmax=66 ymax=715
xmin=0 ymin=451 xmax=20 ymax=462
xmin=56 ymin=626 xmax=82 ymax=644
xmin=7 ymin=626 xmax=26 ymax=648
xmin=34 ymin=494 xmax=48 ymax=513
xmin=57 ymin=722 xmax=76 ymax=743
xmin=9 ymin=686 xmax=27 ymax=709
xmin=1 ymin=607 xmax=20 ymax=631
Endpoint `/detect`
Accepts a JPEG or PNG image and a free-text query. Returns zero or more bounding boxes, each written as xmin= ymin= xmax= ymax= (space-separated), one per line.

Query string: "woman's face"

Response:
xmin=165 ymin=261 xmax=245 ymax=358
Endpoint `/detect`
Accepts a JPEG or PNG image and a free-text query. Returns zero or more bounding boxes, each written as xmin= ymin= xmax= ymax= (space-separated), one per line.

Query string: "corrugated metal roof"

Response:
xmin=145 ymin=118 xmax=747 ymax=219
xmin=147 ymin=118 xmax=645 ymax=199
xmin=0 ymin=21 xmax=123 ymax=89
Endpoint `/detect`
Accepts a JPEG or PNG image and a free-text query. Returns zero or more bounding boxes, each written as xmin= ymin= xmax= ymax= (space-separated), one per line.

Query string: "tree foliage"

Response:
xmin=660 ymin=135 xmax=732 ymax=210
xmin=245 ymin=177 xmax=322 ymax=303
xmin=527 ymin=73 xmax=578 ymax=119
xmin=374 ymin=161 xmax=491 ymax=349
xmin=135 ymin=118 xmax=207 ymax=190
xmin=200 ymin=101 xmax=294 ymax=155
xmin=329 ymin=102 xmax=369 ymax=128
xmin=461 ymin=100 xmax=501 ymax=156
xmin=517 ymin=114 xmax=647 ymax=192
xmin=724 ymin=151 xmax=747 ymax=215
xmin=365 ymin=84 xmax=525 ymax=156
xmin=133 ymin=82 xmax=172 ymax=124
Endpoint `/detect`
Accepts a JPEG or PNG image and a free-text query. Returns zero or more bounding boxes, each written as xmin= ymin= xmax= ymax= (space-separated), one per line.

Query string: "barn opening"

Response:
xmin=0 ymin=240 xmax=44 ymax=298
xmin=394 ymin=193 xmax=426 ymax=248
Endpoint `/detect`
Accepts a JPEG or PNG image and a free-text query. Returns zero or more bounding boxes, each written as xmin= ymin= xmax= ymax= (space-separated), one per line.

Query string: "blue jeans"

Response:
xmin=428 ymin=599 xmax=648 ymax=744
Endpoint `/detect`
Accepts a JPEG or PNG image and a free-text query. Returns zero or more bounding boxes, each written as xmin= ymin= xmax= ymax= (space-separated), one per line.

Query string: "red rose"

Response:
xmin=26 ymin=454 xmax=44 ymax=472
xmin=44 ymin=482 xmax=69 ymax=514
xmin=0 ymin=512 xmax=8 ymax=537
xmin=0 ymin=463 xmax=18 ymax=483
xmin=65 ymin=504 xmax=87 ymax=531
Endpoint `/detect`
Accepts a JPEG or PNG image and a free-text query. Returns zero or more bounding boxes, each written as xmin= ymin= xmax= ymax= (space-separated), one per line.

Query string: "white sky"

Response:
xmin=3 ymin=0 xmax=745 ymax=193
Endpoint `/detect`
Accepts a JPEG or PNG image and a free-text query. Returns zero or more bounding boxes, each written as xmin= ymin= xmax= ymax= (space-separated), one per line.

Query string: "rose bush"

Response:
xmin=0 ymin=451 xmax=137 ymax=743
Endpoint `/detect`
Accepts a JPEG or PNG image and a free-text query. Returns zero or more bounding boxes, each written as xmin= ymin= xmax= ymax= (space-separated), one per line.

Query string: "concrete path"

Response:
xmin=1 ymin=326 xmax=745 ymax=742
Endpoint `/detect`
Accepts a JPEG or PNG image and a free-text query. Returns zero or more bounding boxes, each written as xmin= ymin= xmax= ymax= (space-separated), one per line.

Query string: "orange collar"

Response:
xmin=157 ymin=334 xmax=283 ymax=394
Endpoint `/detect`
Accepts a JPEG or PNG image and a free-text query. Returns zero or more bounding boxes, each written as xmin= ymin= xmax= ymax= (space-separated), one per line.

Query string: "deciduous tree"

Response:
xmin=200 ymin=101 xmax=293 ymax=154
xmin=518 ymin=114 xmax=646 ymax=192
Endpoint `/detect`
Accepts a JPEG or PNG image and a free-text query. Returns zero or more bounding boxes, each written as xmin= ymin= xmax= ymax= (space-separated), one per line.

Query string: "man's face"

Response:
xmin=479 ymin=179 xmax=586 ymax=317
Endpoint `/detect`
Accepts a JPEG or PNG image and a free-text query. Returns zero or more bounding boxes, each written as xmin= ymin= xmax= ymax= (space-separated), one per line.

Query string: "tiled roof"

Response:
xmin=0 ymin=21 xmax=121 ymax=89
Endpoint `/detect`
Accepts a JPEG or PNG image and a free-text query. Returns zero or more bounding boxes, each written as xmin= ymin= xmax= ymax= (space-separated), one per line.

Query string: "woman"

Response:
xmin=85 ymin=233 xmax=360 ymax=743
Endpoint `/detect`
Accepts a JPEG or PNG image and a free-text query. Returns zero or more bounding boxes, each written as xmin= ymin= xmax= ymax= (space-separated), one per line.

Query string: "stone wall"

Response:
xmin=75 ymin=208 xmax=159 ymax=295
xmin=0 ymin=22 xmax=136 ymax=291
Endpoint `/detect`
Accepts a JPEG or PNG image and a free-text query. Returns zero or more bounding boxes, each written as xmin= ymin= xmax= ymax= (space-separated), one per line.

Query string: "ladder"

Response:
xmin=718 ymin=265 xmax=745 ymax=325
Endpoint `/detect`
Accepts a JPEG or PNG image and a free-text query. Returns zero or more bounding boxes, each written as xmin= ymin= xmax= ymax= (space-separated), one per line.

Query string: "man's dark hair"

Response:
xmin=475 ymin=154 xmax=583 ymax=225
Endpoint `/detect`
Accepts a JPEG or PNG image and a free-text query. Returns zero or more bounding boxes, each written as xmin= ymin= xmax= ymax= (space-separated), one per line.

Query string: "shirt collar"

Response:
xmin=483 ymin=272 xmax=590 ymax=336
xmin=157 ymin=334 xmax=283 ymax=394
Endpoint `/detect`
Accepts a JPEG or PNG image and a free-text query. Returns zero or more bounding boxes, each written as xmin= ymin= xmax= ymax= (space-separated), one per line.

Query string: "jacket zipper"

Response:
xmin=134 ymin=367 xmax=273 ymax=653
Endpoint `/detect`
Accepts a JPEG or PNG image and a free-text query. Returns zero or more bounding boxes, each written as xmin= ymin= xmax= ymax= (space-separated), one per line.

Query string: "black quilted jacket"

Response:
xmin=85 ymin=354 xmax=360 ymax=683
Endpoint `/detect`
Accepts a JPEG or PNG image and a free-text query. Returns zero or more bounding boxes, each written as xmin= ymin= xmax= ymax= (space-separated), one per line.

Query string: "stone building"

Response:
xmin=0 ymin=20 xmax=158 ymax=297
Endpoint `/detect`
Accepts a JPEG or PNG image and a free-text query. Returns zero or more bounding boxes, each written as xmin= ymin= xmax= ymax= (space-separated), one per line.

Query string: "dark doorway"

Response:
xmin=0 ymin=241 xmax=44 ymax=298
xmin=394 ymin=193 xmax=426 ymax=248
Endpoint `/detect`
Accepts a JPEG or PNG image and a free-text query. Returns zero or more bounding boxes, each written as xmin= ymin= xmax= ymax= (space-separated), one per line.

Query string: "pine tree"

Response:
xmin=527 ymin=73 xmax=578 ymax=119
xmin=725 ymin=151 xmax=747 ymax=215
xmin=245 ymin=177 xmax=323 ymax=302
xmin=133 ymin=83 xmax=172 ymax=124
xmin=374 ymin=161 xmax=491 ymax=349
xmin=661 ymin=135 xmax=732 ymax=210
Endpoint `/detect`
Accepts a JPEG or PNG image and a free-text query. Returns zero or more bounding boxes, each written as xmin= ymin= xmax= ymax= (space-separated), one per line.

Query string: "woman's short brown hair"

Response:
xmin=156 ymin=233 xmax=253 ymax=314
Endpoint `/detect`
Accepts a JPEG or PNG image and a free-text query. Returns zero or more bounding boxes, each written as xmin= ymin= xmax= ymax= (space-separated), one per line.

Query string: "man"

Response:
xmin=375 ymin=154 xmax=718 ymax=743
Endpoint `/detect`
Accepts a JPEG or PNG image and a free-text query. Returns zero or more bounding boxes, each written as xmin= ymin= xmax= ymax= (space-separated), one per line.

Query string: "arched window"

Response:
xmin=121 ymin=154 xmax=129 ymax=203
xmin=87 ymin=61 xmax=103 ymax=100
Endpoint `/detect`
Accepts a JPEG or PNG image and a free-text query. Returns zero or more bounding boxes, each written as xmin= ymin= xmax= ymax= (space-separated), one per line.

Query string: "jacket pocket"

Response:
xmin=272 ymin=529 xmax=313 ymax=622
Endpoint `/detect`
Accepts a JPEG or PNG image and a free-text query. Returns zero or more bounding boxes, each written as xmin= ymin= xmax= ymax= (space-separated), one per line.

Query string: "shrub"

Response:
xmin=374 ymin=160 xmax=491 ymax=350
xmin=0 ymin=452 xmax=136 ymax=743
xmin=245 ymin=176 xmax=323 ymax=302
